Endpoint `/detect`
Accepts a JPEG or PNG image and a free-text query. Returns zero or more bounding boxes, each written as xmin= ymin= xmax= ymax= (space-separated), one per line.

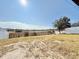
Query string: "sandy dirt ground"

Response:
xmin=0 ymin=40 xmax=66 ymax=59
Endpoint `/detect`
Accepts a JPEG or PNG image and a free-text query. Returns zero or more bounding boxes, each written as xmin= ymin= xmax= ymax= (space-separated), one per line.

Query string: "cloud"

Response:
xmin=19 ymin=0 xmax=28 ymax=7
xmin=0 ymin=21 xmax=50 ymax=30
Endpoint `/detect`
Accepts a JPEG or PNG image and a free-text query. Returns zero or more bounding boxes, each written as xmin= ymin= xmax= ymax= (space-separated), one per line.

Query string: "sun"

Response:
xmin=19 ymin=0 xmax=28 ymax=7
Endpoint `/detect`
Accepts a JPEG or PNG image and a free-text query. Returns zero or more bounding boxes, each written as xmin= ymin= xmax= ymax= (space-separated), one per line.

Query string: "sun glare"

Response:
xmin=19 ymin=0 xmax=28 ymax=7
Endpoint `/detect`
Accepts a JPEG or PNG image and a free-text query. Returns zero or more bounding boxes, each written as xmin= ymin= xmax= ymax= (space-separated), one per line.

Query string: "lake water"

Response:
xmin=0 ymin=30 xmax=9 ymax=40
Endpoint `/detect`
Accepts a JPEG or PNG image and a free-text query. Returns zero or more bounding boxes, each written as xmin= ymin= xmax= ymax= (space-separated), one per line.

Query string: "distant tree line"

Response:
xmin=71 ymin=22 xmax=79 ymax=27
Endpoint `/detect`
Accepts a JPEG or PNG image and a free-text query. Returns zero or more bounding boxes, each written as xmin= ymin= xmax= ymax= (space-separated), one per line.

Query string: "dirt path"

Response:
xmin=0 ymin=41 xmax=65 ymax=59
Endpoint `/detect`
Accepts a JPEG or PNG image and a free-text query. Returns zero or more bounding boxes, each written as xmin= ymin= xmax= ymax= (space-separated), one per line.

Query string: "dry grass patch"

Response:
xmin=0 ymin=34 xmax=79 ymax=59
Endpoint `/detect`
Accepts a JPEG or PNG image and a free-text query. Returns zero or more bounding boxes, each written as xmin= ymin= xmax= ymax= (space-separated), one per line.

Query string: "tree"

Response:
xmin=54 ymin=16 xmax=71 ymax=33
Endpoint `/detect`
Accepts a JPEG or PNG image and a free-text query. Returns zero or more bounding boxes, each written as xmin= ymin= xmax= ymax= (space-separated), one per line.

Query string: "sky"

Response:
xmin=0 ymin=0 xmax=79 ymax=28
